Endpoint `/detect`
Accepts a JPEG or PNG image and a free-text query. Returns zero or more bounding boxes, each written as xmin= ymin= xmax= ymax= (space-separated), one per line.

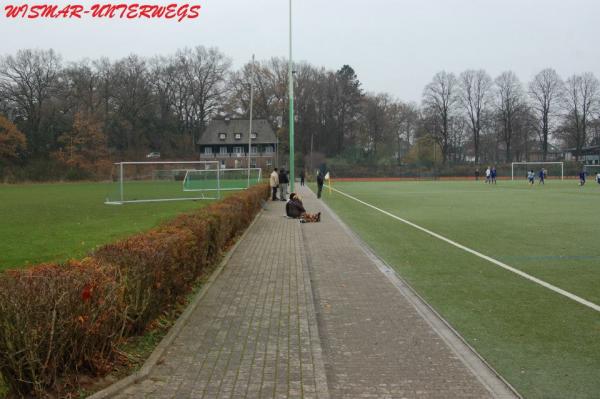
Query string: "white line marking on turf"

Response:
xmin=331 ymin=186 xmax=600 ymax=314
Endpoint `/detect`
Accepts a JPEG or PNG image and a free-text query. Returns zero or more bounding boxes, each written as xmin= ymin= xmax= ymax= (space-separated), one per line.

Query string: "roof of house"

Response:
xmin=563 ymin=144 xmax=600 ymax=153
xmin=199 ymin=119 xmax=277 ymax=145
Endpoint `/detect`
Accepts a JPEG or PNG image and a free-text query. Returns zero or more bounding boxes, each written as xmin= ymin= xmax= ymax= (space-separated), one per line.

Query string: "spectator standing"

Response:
xmin=300 ymin=169 xmax=305 ymax=186
xmin=317 ymin=171 xmax=325 ymax=198
xmin=279 ymin=168 xmax=289 ymax=201
xmin=269 ymin=168 xmax=279 ymax=201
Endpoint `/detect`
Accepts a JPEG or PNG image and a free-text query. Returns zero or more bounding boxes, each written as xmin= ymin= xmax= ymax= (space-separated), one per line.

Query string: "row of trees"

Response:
xmin=1 ymin=47 xmax=599 ymax=180
xmin=422 ymin=69 xmax=600 ymax=164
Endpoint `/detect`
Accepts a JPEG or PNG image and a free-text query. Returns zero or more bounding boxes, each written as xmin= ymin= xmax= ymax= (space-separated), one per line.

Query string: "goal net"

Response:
xmin=511 ymin=162 xmax=564 ymax=181
xmin=105 ymin=161 xmax=219 ymax=204
xmin=183 ymin=168 xmax=262 ymax=192
xmin=583 ymin=164 xmax=600 ymax=178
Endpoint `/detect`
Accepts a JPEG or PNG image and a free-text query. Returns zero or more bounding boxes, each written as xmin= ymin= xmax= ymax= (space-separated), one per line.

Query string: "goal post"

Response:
xmin=105 ymin=161 xmax=220 ymax=205
xmin=183 ymin=168 xmax=262 ymax=192
xmin=511 ymin=162 xmax=564 ymax=181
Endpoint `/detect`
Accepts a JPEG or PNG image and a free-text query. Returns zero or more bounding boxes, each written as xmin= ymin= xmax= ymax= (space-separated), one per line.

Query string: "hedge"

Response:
xmin=0 ymin=183 xmax=269 ymax=397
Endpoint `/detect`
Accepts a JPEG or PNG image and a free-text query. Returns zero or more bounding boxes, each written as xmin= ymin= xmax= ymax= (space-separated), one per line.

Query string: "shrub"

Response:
xmin=162 ymin=213 xmax=213 ymax=273
xmin=94 ymin=227 xmax=200 ymax=335
xmin=0 ymin=183 xmax=269 ymax=396
xmin=0 ymin=259 xmax=125 ymax=397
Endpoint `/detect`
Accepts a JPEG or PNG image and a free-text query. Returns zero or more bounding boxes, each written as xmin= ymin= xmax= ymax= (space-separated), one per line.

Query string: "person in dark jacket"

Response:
xmin=579 ymin=170 xmax=586 ymax=186
xmin=316 ymin=171 xmax=324 ymax=199
xmin=286 ymin=193 xmax=320 ymax=222
xmin=279 ymin=168 xmax=289 ymax=201
xmin=299 ymin=169 xmax=305 ymax=186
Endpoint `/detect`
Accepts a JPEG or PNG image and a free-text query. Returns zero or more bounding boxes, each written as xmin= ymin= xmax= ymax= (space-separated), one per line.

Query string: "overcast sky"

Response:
xmin=1 ymin=0 xmax=599 ymax=101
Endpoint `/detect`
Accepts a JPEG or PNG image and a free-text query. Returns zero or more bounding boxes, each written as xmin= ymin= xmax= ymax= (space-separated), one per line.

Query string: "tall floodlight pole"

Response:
xmin=247 ymin=54 xmax=255 ymax=188
xmin=288 ymin=0 xmax=295 ymax=192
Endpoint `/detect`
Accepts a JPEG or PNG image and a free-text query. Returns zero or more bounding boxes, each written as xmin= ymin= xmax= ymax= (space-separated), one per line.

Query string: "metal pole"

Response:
xmin=288 ymin=0 xmax=295 ymax=192
xmin=119 ymin=162 xmax=124 ymax=203
xmin=248 ymin=54 xmax=255 ymax=188
xmin=217 ymin=160 xmax=221 ymax=199
xmin=310 ymin=132 xmax=314 ymax=175
xmin=433 ymin=137 xmax=436 ymax=180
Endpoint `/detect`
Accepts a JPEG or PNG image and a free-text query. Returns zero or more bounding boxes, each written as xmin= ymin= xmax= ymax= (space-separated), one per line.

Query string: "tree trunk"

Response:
xmin=542 ymin=113 xmax=549 ymax=161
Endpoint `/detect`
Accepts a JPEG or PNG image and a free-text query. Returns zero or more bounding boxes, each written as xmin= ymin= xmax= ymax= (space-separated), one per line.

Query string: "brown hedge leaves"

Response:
xmin=0 ymin=183 xmax=269 ymax=397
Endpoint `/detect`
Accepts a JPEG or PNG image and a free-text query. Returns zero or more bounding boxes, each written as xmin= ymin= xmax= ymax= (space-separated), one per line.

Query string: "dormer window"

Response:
xmin=218 ymin=133 xmax=226 ymax=140
xmin=251 ymin=132 xmax=257 ymax=139
xmin=234 ymin=133 xmax=242 ymax=140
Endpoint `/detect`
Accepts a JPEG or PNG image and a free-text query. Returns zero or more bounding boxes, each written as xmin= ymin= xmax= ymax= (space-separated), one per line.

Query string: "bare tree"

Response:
xmin=388 ymin=101 xmax=419 ymax=163
xmin=176 ymin=46 xmax=232 ymax=143
xmin=494 ymin=71 xmax=524 ymax=162
xmin=528 ymin=68 xmax=564 ymax=160
xmin=92 ymin=58 xmax=114 ymax=129
xmin=111 ymin=55 xmax=155 ymax=152
xmin=422 ymin=71 xmax=458 ymax=163
xmin=62 ymin=60 xmax=102 ymax=115
xmin=359 ymin=93 xmax=394 ymax=157
xmin=458 ymin=70 xmax=493 ymax=164
xmin=562 ymin=73 xmax=600 ymax=160
xmin=511 ymin=103 xmax=537 ymax=161
xmin=0 ymin=49 xmax=62 ymax=153
xmin=334 ymin=65 xmax=363 ymax=153
xmin=227 ymin=57 xmax=288 ymax=123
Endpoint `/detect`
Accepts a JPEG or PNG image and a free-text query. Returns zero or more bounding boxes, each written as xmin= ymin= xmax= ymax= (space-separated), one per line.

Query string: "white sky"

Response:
xmin=1 ymin=0 xmax=599 ymax=101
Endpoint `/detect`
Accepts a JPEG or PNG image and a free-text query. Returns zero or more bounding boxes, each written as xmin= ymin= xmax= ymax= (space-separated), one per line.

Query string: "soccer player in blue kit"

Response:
xmin=538 ymin=168 xmax=545 ymax=184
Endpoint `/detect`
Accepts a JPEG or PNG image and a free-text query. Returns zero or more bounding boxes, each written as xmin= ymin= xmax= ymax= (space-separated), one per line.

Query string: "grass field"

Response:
xmin=0 ymin=182 xmax=212 ymax=270
xmin=317 ymin=179 xmax=600 ymax=399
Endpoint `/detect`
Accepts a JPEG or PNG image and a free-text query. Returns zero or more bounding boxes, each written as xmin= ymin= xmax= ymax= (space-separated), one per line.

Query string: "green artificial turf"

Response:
xmin=318 ymin=180 xmax=600 ymax=399
xmin=0 ymin=182 xmax=212 ymax=270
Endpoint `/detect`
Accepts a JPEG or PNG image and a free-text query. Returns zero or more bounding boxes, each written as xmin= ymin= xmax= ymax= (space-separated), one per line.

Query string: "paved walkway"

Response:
xmin=114 ymin=201 xmax=329 ymax=399
xmin=110 ymin=185 xmax=518 ymax=399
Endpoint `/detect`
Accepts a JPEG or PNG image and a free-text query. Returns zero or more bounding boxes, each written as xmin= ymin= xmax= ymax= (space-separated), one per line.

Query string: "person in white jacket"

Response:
xmin=269 ymin=168 xmax=279 ymax=201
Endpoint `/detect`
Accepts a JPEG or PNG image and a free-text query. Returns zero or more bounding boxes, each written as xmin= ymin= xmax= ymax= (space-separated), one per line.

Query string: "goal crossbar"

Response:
xmin=113 ymin=161 xmax=214 ymax=165
xmin=583 ymin=164 xmax=600 ymax=170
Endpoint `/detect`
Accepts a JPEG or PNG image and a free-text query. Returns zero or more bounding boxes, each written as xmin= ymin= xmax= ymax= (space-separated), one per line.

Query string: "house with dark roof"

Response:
xmin=524 ymin=142 xmax=563 ymax=162
xmin=563 ymin=145 xmax=600 ymax=164
xmin=198 ymin=118 xmax=278 ymax=169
